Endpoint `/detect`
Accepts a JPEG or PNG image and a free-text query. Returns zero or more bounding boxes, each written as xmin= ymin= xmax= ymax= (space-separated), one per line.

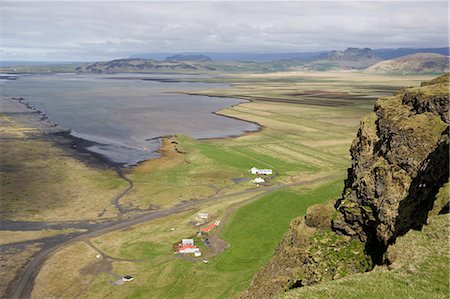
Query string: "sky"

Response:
xmin=1 ymin=1 xmax=448 ymax=61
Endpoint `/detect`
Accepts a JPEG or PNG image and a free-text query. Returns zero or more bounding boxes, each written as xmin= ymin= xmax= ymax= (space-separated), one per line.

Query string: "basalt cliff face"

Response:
xmin=243 ymin=74 xmax=449 ymax=299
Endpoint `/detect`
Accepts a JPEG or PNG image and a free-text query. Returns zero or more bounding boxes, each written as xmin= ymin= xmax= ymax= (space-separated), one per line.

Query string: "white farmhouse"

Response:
xmin=250 ymin=167 xmax=273 ymax=175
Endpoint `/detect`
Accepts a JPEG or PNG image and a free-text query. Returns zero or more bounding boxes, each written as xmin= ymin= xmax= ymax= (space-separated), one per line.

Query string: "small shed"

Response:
xmin=253 ymin=177 xmax=265 ymax=184
xmin=182 ymin=239 xmax=194 ymax=246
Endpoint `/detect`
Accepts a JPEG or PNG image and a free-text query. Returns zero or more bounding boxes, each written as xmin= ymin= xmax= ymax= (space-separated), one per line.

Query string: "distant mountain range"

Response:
xmin=75 ymin=58 xmax=216 ymax=73
xmin=372 ymin=47 xmax=450 ymax=59
xmin=366 ymin=53 xmax=449 ymax=73
xmin=129 ymin=52 xmax=327 ymax=62
xmin=310 ymin=47 xmax=383 ymax=69
xmin=165 ymin=54 xmax=212 ymax=62
xmin=129 ymin=47 xmax=449 ymax=62
xmin=74 ymin=47 xmax=450 ymax=74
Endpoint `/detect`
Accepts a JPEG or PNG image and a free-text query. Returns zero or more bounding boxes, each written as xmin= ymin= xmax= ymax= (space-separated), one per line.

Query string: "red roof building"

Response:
xmin=200 ymin=223 xmax=218 ymax=233
xmin=178 ymin=244 xmax=200 ymax=253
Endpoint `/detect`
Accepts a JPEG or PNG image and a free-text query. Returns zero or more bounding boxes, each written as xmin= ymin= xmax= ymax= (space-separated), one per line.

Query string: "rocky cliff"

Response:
xmin=243 ymin=74 xmax=449 ymax=298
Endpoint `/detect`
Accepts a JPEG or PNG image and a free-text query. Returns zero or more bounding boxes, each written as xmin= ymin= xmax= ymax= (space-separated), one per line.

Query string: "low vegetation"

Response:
xmin=0 ymin=111 xmax=128 ymax=221
xmin=281 ymin=214 xmax=449 ymax=299
xmin=0 ymin=244 xmax=41 ymax=297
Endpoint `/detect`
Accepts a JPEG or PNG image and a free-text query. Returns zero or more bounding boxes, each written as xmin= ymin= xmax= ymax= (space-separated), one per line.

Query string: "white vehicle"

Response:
xmin=122 ymin=275 xmax=134 ymax=282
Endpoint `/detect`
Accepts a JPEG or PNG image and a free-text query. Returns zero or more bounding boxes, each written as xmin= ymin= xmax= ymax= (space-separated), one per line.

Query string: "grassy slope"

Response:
xmin=280 ymin=214 xmax=449 ymax=299
xmin=211 ymin=180 xmax=344 ymax=293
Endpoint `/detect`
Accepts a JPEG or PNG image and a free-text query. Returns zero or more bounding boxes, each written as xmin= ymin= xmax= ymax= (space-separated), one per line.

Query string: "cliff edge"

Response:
xmin=243 ymin=74 xmax=449 ymax=298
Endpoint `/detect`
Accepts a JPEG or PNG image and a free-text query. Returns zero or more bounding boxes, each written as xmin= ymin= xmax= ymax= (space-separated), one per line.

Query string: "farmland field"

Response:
xmin=31 ymin=179 xmax=344 ymax=299
xmin=20 ymin=72 xmax=437 ymax=298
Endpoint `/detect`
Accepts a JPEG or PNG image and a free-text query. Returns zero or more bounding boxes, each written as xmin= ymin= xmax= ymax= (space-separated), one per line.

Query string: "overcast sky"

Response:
xmin=1 ymin=1 xmax=448 ymax=61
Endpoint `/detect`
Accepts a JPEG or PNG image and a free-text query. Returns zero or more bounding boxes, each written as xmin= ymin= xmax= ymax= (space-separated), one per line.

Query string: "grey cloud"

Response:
xmin=1 ymin=1 xmax=448 ymax=61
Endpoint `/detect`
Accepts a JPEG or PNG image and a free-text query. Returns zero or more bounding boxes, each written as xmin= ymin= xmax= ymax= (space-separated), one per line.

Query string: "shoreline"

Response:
xmin=199 ymin=105 xmax=265 ymax=141
xmin=3 ymin=81 xmax=263 ymax=170
xmin=5 ymin=97 xmax=123 ymax=170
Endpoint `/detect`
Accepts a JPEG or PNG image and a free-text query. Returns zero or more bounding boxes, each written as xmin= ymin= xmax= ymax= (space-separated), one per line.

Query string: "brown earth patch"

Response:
xmin=132 ymin=137 xmax=184 ymax=174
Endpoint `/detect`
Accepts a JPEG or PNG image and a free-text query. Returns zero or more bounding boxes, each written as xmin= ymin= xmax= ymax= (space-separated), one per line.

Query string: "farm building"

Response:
xmin=253 ymin=177 xmax=265 ymax=184
xmin=179 ymin=244 xmax=200 ymax=254
xmin=200 ymin=220 xmax=221 ymax=233
xmin=182 ymin=239 xmax=194 ymax=245
xmin=250 ymin=167 xmax=272 ymax=175
xmin=198 ymin=213 xmax=209 ymax=219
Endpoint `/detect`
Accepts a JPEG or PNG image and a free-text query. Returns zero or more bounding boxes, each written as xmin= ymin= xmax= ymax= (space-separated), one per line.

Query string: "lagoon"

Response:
xmin=1 ymin=73 xmax=259 ymax=166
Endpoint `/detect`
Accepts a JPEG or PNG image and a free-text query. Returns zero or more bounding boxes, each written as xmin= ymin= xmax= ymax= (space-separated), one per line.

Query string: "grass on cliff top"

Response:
xmin=280 ymin=214 xmax=449 ymax=299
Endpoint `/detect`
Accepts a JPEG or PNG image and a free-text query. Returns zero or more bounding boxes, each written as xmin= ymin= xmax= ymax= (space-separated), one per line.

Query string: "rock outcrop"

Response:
xmin=243 ymin=74 xmax=449 ymax=298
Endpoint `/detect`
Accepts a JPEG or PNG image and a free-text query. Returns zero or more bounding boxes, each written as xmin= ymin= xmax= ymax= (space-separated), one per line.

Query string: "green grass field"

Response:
xmin=215 ymin=180 xmax=343 ymax=274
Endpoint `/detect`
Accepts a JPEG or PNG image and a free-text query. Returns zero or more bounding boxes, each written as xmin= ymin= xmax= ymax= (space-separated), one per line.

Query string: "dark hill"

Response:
xmin=311 ymin=47 xmax=383 ymax=69
xmin=75 ymin=58 xmax=215 ymax=73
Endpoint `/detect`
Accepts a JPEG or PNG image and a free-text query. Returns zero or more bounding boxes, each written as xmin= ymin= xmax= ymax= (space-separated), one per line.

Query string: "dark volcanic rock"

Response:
xmin=333 ymin=74 xmax=449 ymax=255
